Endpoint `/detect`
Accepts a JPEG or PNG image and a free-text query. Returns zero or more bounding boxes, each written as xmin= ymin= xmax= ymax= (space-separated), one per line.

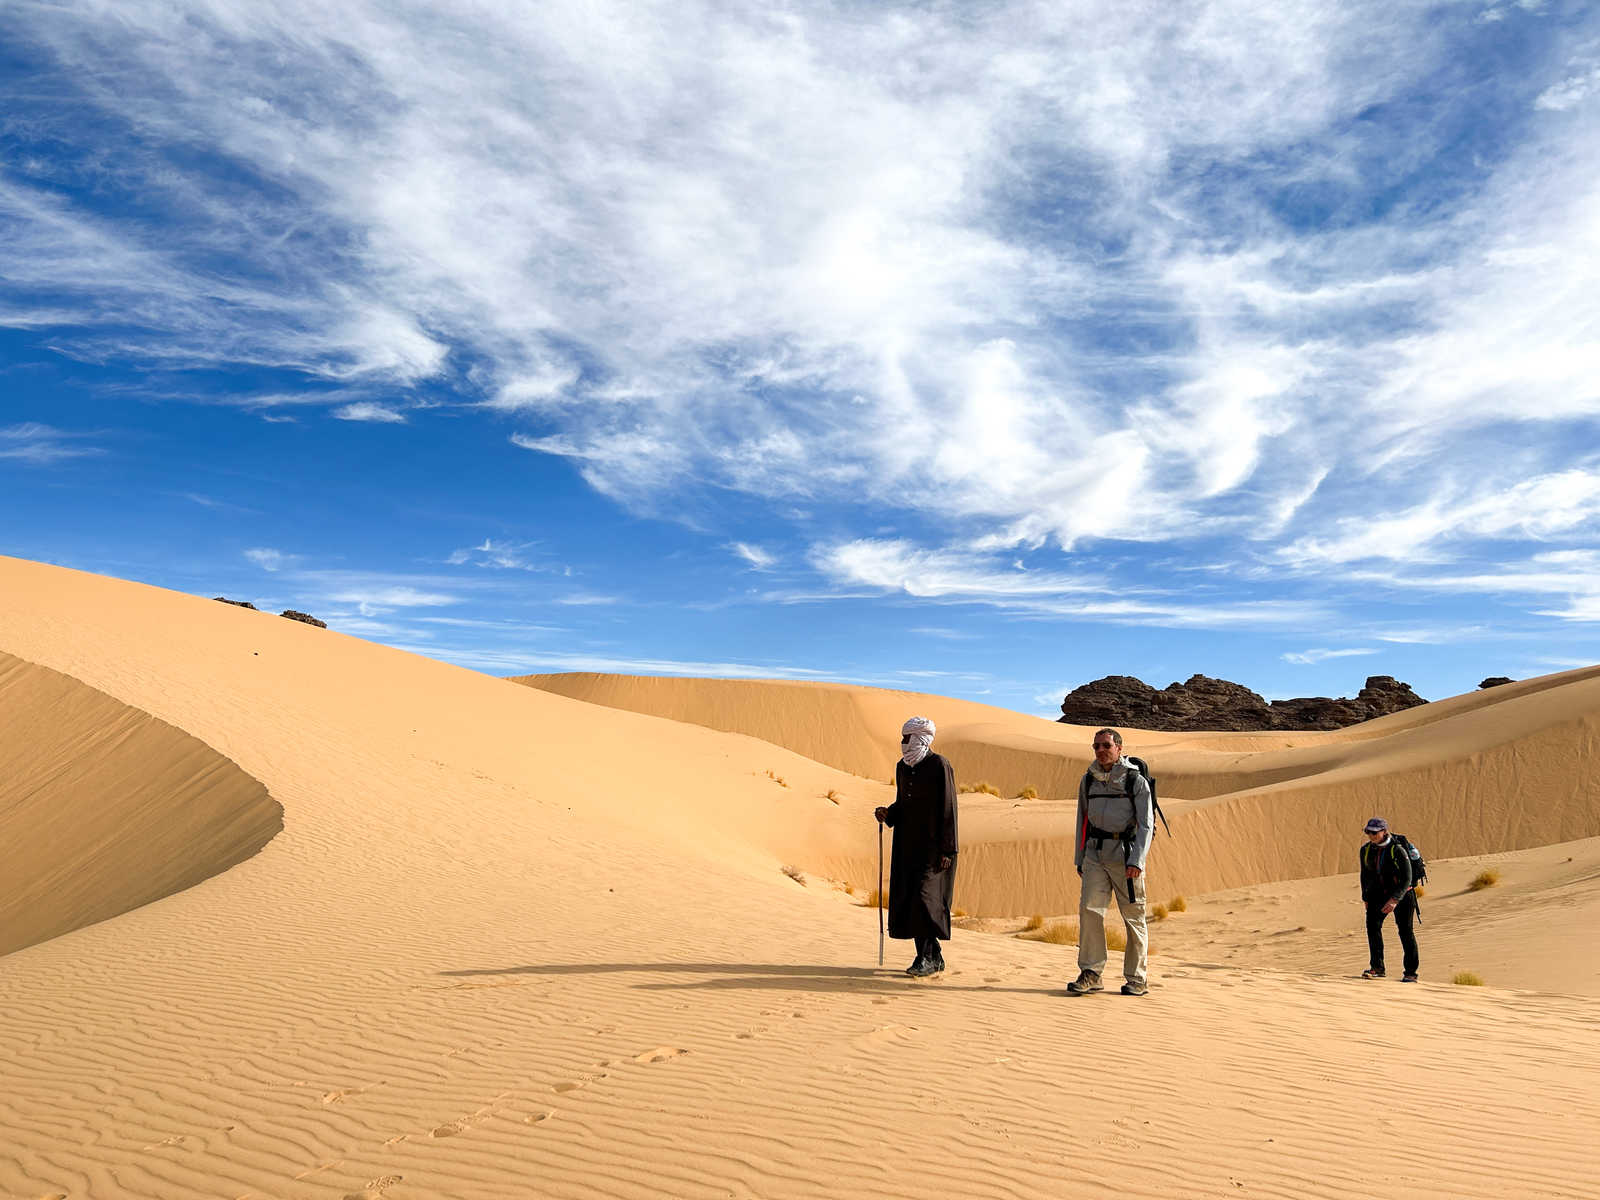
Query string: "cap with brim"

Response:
xmin=1364 ymin=817 xmax=1388 ymax=833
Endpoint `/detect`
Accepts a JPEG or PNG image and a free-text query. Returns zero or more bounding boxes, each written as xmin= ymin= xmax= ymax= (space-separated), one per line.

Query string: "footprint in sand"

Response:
xmin=552 ymin=1080 xmax=585 ymax=1093
xmin=343 ymin=1176 xmax=403 ymax=1200
xmin=633 ymin=1046 xmax=688 ymax=1064
xmin=525 ymin=1110 xmax=555 ymax=1125
xmin=734 ymin=1029 xmax=763 ymax=1039
xmin=430 ymin=1121 xmax=464 ymax=1138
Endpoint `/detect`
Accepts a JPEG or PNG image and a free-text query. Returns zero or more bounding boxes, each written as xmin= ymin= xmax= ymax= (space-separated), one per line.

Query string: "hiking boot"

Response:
xmin=1066 ymin=969 xmax=1102 ymax=995
xmin=1120 ymin=980 xmax=1148 ymax=996
xmin=927 ymin=953 xmax=946 ymax=974
xmin=1361 ymin=968 xmax=1385 ymax=979
xmin=906 ymin=957 xmax=940 ymax=978
xmin=906 ymin=954 xmax=929 ymax=976
xmin=1402 ymin=973 xmax=1419 ymax=983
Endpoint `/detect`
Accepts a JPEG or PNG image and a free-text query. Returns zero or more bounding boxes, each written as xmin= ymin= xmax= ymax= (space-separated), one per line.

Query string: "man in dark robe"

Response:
xmin=874 ymin=715 xmax=958 ymax=977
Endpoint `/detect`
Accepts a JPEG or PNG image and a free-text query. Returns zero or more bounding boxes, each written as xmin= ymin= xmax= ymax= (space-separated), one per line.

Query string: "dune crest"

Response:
xmin=0 ymin=651 xmax=281 ymax=957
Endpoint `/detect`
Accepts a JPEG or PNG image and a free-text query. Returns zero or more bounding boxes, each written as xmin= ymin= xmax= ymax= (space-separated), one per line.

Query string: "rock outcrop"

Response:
xmin=1479 ymin=676 xmax=1514 ymax=689
xmin=1058 ymin=673 xmax=1426 ymax=732
xmin=279 ymin=610 xmax=327 ymax=629
xmin=213 ymin=597 xmax=258 ymax=610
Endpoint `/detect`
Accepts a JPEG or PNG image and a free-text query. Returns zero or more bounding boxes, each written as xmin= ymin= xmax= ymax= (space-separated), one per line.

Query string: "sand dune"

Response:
xmin=5 ymin=555 xmax=1600 ymax=1200
xmin=0 ymin=651 xmax=280 ymax=957
xmin=519 ymin=669 xmax=1600 ymax=911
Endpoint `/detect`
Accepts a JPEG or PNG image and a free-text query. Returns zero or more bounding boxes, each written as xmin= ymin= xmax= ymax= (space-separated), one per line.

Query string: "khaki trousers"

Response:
xmin=1078 ymin=838 xmax=1149 ymax=985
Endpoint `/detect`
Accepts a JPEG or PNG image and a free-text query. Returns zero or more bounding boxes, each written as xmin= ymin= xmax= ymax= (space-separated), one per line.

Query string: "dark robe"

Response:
xmin=882 ymin=751 xmax=959 ymax=941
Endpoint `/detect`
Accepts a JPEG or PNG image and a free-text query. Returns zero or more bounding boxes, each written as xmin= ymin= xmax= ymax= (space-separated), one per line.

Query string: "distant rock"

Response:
xmin=213 ymin=597 xmax=258 ymax=610
xmin=1479 ymin=676 xmax=1514 ymax=689
xmin=1058 ymin=673 xmax=1426 ymax=732
xmin=279 ymin=609 xmax=327 ymax=628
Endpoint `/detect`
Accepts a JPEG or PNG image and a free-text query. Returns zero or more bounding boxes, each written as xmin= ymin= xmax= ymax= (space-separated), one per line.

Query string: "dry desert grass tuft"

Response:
xmin=1453 ymin=971 xmax=1486 ymax=986
xmin=1151 ymin=903 xmax=1169 ymax=921
xmin=1106 ymin=924 xmax=1127 ymax=952
xmin=861 ymin=888 xmax=884 ymax=907
xmin=1024 ymin=914 xmax=1045 ymax=931
xmin=1468 ymin=868 xmax=1502 ymax=891
xmin=1017 ymin=785 xmax=1039 ymax=800
xmin=960 ymin=781 xmax=1001 ymax=796
xmin=1168 ymin=895 xmax=1188 ymax=912
xmin=824 ymin=788 xmax=841 ymax=804
xmin=781 ymin=864 xmax=806 ymax=885
xmin=1020 ymin=920 xmax=1078 ymax=945
xmin=952 ymin=907 xmax=968 ymax=918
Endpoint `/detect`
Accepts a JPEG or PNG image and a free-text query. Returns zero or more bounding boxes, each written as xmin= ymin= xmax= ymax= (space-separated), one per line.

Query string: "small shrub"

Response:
xmin=1151 ymin=904 xmax=1169 ymax=921
xmin=952 ymin=907 xmax=968 ymax=918
xmin=824 ymin=788 xmax=841 ymax=803
xmin=1024 ymin=914 xmax=1045 ymax=931
xmin=843 ymin=883 xmax=855 ymax=895
xmin=1453 ymin=971 xmax=1485 ymax=986
xmin=1468 ymin=869 xmax=1501 ymax=892
xmin=1019 ymin=920 xmax=1079 ymax=945
xmin=1106 ymin=924 xmax=1127 ymax=952
xmin=959 ymin=781 xmax=1002 ymax=796
xmin=781 ymin=864 xmax=806 ymax=885
xmin=1017 ymin=785 xmax=1039 ymax=800
xmin=1168 ymin=895 xmax=1188 ymax=913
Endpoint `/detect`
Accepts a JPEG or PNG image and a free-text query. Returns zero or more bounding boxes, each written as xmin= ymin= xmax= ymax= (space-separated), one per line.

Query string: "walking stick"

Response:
xmin=877 ymin=821 xmax=885 ymax=967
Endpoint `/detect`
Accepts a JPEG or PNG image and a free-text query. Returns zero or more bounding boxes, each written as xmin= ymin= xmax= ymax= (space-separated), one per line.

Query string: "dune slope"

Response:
xmin=0 ymin=650 xmax=280 ymax=957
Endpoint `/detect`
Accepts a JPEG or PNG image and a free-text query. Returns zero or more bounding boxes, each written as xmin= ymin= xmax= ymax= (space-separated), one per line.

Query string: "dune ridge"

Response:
xmin=521 ymin=670 xmax=1600 ymax=910
xmin=4 ymin=555 xmax=1600 ymax=1200
xmin=0 ymin=650 xmax=281 ymax=957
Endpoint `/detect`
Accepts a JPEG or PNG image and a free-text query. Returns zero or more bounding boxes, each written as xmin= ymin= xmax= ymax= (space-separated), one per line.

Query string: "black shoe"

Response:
xmin=927 ymin=955 xmax=946 ymax=974
xmin=906 ymin=954 xmax=927 ymax=976
xmin=906 ymin=957 xmax=940 ymax=978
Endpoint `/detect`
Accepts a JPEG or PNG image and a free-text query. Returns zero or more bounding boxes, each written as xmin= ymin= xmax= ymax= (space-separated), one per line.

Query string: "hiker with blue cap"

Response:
xmin=1360 ymin=817 xmax=1421 ymax=982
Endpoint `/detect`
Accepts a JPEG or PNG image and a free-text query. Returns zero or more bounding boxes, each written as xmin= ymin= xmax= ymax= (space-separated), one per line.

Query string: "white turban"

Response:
xmin=900 ymin=716 xmax=935 ymax=767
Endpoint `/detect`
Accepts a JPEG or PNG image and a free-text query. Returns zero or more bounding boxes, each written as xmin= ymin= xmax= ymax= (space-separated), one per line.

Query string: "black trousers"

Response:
xmin=914 ymin=933 xmax=944 ymax=962
xmin=1366 ymin=892 xmax=1419 ymax=975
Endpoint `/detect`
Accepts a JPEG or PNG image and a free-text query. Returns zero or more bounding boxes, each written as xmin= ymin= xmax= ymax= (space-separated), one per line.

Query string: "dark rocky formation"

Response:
xmin=1058 ymin=673 xmax=1426 ymax=732
xmin=1479 ymin=676 xmax=1514 ymax=689
xmin=279 ymin=609 xmax=327 ymax=628
xmin=213 ymin=597 xmax=258 ymax=610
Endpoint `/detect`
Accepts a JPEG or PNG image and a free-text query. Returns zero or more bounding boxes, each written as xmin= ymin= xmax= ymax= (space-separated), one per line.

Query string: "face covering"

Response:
xmin=900 ymin=716 xmax=936 ymax=767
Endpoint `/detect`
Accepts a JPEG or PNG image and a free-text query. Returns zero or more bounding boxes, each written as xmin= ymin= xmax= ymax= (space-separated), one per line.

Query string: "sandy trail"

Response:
xmin=4 ymin=556 xmax=1600 ymax=1199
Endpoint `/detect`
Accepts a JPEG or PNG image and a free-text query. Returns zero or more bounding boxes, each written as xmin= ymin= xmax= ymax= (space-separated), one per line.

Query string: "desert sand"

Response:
xmin=4 ymin=553 xmax=1600 ymax=1199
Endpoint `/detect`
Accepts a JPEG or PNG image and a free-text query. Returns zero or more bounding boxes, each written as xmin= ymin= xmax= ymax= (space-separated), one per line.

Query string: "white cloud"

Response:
xmin=333 ymin=401 xmax=407 ymax=423
xmin=3 ymin=0 xmax=1598 ymax=632
xmin=244 ymin=547 xmax=297 ymax=572
xmin=0 ymin=423 xmax=102 ymax=463
xmin=1282 ymin=647 xmax=1378 ymax=665
xmin=447 ymin=539 xmax=552 ymax=571
xmin=730 ymin=542 xmax=777 ymax=569
xmin=814 ymin=537 xmax=1327 ymax=628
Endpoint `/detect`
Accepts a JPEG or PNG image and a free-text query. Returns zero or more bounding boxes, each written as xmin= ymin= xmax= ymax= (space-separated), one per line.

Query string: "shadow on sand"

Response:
xmin=439 ymin=961 xmax=1062 ymax=997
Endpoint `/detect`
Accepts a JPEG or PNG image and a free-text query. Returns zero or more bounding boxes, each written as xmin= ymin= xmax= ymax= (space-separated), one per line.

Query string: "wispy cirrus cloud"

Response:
xmin=4 ymin=0 xmax=1599 ymax=649
xmin=0 ymin=422 xmax=103 ymax=463
xmin=1282 ymin=647 xmax=1378 ymax=665
xmin=729 ymin=542 xmax=776 ymax=570
xmin=333 ymin=401 xmax=407 ymax=424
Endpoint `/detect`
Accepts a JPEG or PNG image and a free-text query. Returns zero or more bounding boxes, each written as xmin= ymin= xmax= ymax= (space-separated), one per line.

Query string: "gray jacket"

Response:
xmin=1074 ymin=757 xmax=1154 ymax=871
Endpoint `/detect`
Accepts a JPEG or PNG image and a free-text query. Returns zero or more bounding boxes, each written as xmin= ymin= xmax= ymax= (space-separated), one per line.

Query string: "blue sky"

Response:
xmin=4 ymin=0 xmax=1600 ymax=718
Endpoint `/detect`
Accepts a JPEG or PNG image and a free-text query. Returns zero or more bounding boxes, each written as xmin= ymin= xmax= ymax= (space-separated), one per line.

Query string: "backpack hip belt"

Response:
xmin=1085 ymin=824 xmax=1134 ymax=844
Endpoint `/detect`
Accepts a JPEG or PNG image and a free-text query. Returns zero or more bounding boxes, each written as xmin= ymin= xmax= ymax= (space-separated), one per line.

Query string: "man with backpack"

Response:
xmin=1067 ymin=728 xmax=1153 ymax=997
xmin=1359 ymin=816 xmax=1420 ymax=982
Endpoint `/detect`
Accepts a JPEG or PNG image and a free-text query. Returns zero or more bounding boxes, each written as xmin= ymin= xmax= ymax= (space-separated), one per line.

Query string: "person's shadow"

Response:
xmin=439 ymin=961 xmax=1054 ymax=996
